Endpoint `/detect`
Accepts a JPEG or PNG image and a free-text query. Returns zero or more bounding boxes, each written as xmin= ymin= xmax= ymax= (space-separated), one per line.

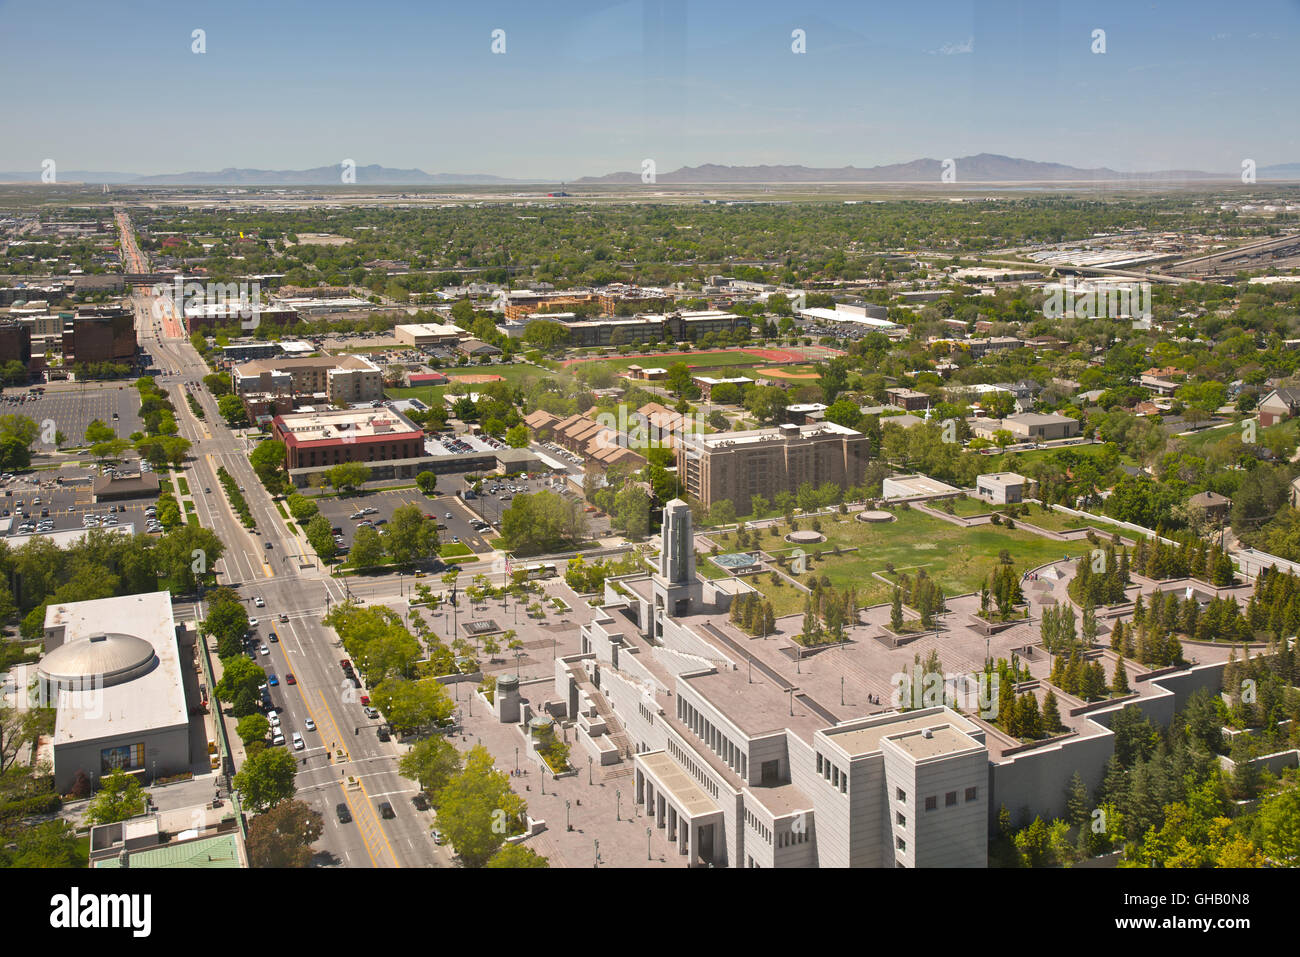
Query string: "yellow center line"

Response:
xmin=313 ymin=688 xmax=399 ymax=867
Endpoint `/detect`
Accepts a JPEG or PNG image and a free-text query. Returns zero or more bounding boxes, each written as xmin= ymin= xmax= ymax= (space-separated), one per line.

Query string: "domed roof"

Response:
xmin=39 ymin=633 xmax=157 ymax=688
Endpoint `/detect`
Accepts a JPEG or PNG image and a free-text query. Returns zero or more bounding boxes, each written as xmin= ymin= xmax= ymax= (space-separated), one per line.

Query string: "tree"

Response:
xmin=349 ymin=525 xmax=385 ymax=569
xmin=1042 ymin=690 xmax=1062 ymax=733
xmin=217 ymin=393 xmax=249 ymax=426
xmin=384 ymin=504 xmax=440 ymax=565
xmin=83 ymin=419 xmax=116 ymax=444
xmin=214 ymin=655 xmax=266 ymax=715
xmin=486 ymin=844 xmax=549 ymax=868
xmin=890 ymin=586 xmax=904 ymax=631
xmin=398 ymin=736 xmax=463 ymax=802
xmin=505 ymin=424 xmax=529 ymax=448
xmin=249 ymin=440 xmax=287 ymax=490
xmin=415 ymin=471 xmax=438 ymax=495
xmin=286 ymin=493 xmax=318 ymax=522
xmin=325 ymin=461 xmax=371 ymax=493
xmin=247 ymin=799 xmax=323 ymax=868
xmin=236 ymin=713 xmax=271 ymax=746
xmin=233 ymin=747 xmax=298 ymax=812
xmin=436 ymin=745 xmax=528 ymax=867
xmin=84 ymin=767 xmax=148 ymax=825
xmin=203 ymin=590 xmax=250 ymax=658
xmin=305 ymin=513 xmax=337 ymax=563
xmin=372 ymin=677 xmax=455 ymax=735
xmin=1253 ymin=785 xmax=1300 ymax=865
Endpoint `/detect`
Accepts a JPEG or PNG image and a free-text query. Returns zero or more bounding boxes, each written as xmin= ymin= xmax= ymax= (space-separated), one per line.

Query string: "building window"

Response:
xmin=896 ymin=836 xmax=906 ymax=851
xmin=896 ymin=812 xmax=906 ymax=828
xmin=946 ymin=791 xmax=957 ymax=807
xmin=896 ymin=788 xmax=906 ymax=803
xmin=925 ymin=796 xmax=937 ymax=811
xmin=965 ymin=786 xmax=978 ymax=802
xmin=816 ymin=753 xmax=822 ymax=774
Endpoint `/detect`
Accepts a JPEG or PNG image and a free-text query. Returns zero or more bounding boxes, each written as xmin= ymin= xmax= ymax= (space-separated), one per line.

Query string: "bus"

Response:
xmin=524 ymin=562 xmax=557 ymax=580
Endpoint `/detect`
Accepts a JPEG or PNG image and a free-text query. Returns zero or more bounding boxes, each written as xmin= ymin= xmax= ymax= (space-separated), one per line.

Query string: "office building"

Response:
xmin=678 ymin=421 xmax=869 ymax=512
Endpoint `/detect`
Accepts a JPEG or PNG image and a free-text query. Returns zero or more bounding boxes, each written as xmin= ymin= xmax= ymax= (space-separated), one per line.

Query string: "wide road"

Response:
xmin=127 ymin=261 xmax=449 ymax=867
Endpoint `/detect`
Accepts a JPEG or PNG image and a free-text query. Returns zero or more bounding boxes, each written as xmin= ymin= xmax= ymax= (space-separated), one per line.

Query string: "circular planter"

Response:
xmin=785 ymin=530 xmax=825 ymax=545
xmin=857 ymin=510 xmax=895 ymax=523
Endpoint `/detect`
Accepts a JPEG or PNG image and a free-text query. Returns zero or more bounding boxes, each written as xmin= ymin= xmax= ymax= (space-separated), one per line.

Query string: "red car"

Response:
xmin=340 ymin=658 xmax=351 ymax=669
xmin=285 ymin=673 xmax=296 ymax=685
xmin=360 ymin=694 xmax=370 ymax=707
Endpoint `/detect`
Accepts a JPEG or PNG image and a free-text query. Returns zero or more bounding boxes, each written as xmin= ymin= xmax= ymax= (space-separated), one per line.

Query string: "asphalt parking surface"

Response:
xmin=3 ymin=383 xmax=143 ymax=447
xmin=1 ymin=469 xmax=159 ymax=538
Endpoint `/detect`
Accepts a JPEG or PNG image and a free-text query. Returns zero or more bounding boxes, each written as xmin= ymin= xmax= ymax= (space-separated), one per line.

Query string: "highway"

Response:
xmin=119 ymin=212 xmax=450 ymax=866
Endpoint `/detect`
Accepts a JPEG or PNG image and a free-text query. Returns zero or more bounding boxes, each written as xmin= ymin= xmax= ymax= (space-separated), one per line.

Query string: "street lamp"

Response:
xmin=593 ymin=839 xmax=599 ymax=868
xmin=588 ymin=755 xmax=593 ymax=785
xmin=566 ymin=799 xmax=572 ymax=831
xmin=647 ymin=826 xmax=652 ymax=861
xmin=616 ymin=789 xmax=621 ymax=821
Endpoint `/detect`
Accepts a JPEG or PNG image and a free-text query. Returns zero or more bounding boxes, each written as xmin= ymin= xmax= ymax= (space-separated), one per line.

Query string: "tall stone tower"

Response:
xmin=651 ymin=498 xmax=702 ymax=637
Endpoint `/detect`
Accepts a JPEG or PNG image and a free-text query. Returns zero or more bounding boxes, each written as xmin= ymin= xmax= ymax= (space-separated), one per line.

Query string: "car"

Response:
xmin=292 ymin=732 xmax=304 ymax=750
xmin=304 ymin=718 xmax=316 ymax=732
xmin=279 ymin=612 xmax=289 ymax=622
xmin=268 ymin=631 xmax=278 ymax=643
xmin=378 ymin=802 xmax=395 ymax=819
xmin=259 ymin=644 xmax=270 ymax=656
xmin=431 ymin=829 xmax=444 ymax=845
xmin=248 ymin=618 xmax=259 ymax=628
xmin=359 ymin=694 xmax=370 ymax=707
xmin=424 ymin=513 xmax=435 ymax=520
xmin=267 ymin=710 xmax=280 ymax=726
xmin=205 ymin=487 xmax=211 ymax=493
xmin=411 ymin=791 xmax=427 ymax=809
xmin=336 ymin=803 xmax=352 ymax=824
xmin=445 ymin=512 xmax=452 ymax=519
xmin=340 ymin=658 xmax=351 ymax=669
xmin=377 ymin=726 xmax=391 ymax=742
xmin=40 ymin=508 xmax=48 ymax=517
xmin=271 ymin=729 xmax=285 ymax=746
xmin=452 ymin=536 xmax=459 ymax=544
xmin=364 ymin=706 xmax=379 ymax=719
xmin=349 ymin=512 xmax=365 ymax=520
xmin=253 ymin=596 xmax=265 ymax=607
xmin=268 ymin=674 xmax=279 ymax=687
xmin=285 ymin=673 xmax=296 ymax=685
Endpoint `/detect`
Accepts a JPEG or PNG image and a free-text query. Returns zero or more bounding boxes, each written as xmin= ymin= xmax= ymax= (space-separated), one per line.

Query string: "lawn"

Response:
xmin=713 ymin=509 xmax=1094 ymax=611
xmin=387 ymin=362 xmax=570 ymax=405
xmin=1014 ymin=503 xmax=1098 ymax=533
xmin=565 ymin=349 xmax=785 ymax=375
xmin=439 ymin=541 xmax=473 ymax=558
xmin=946 ymin=495 xmax=994 ymax=518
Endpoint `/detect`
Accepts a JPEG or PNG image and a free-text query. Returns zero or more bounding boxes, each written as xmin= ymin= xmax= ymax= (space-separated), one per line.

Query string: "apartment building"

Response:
xmin=271 ymin=406 xmax=438 ymax=486
xmin=232 ymin=354 xmax=383 ymax=404
xmin=677 ymin=421 xmax=870 ymax=512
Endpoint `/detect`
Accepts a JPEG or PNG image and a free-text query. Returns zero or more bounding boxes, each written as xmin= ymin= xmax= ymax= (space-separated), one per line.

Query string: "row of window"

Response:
xmin=744 ymin=808 xmax=771 ymax=845
xmin=896 ymin=786 xmax=978 ymax=809
xmin=638 ymin=702 xmax=655 ymax=725
xmin=678 ymin=697 xmax=747 ymax=778
xmin=666 ymin=737 xmax=721 ymax=801
xmin=815 ymin=752 xmax=848 ymax=794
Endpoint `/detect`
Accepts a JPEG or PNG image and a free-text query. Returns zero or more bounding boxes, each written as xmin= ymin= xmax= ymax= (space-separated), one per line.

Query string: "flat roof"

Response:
xmin=684 ymin=420 xmax=861 ymax=450
xmin=275 ymin=407 xmax=422 ymax=445
xmin=823 ymin=709 xmax=981 ymax=758
xmin=885 ymin=724 xmax=983 ymax=760
xmin=639 ymin=750 xmax=721 ymax=818
xmin=977 ymin=471 xmax=1027 ymax=486
xmin=43 ymin=591 xmax=187 ymax=746
xmin=882 ymin=474 xmax=960 ymax=497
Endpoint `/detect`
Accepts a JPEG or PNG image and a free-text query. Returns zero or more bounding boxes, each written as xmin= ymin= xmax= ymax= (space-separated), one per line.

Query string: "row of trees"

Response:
xmin=729 ymin=592 xmax=776 ymax=637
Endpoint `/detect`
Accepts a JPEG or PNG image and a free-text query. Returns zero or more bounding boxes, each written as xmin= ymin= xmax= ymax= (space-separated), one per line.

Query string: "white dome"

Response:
xmin=39 ymin=633 xmax=157 ymax=689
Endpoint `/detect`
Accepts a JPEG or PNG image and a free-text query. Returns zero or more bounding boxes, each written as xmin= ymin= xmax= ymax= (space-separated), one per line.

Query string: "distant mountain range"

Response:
xmin=2 ymin=154 xmax=1298 ymax=185
xmin=573 ymin=153 xmax=1277 ymax=184
xmin=0 ymin=164 xmax=526 ymax=186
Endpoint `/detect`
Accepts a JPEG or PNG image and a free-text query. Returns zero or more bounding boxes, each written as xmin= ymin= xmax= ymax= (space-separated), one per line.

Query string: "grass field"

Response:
xmin=387 ymin=362 xmax=569 ymax=406
xmin=946 ymin=496 xmax=994 ymax=517
xmin=567 ymin=349 xmax=782 ymax=376
xmin=979 ymin=441 xmax=1136 ymax=472
xmin=1175 ymin=418 xmax=1298 ymax=456
xmin=439 ymin=542 xmax=473 ymax=558
xmin=712 ymin=509 xmax=1093 ymax=612
xmin=1014 ymin=504 xmax=1098 ymax=533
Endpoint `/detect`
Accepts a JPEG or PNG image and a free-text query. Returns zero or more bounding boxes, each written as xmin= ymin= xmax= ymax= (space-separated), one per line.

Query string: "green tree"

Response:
xmin=384 ymin=504 xmax=440 ymax=566
xmin=215 ymin=655 xmax=266 ymax=714
xmin=415 ymin=471 xmax=438 ymax=495
xmin=236 ymin=713 xmax=271 ymax=746
xmin=486 ymin=844 xmax=549 ymax=868
xmin=305 ymin=513 xmax=338 ymax=563
xmin=84 ymin=767 xmax=148 ymax=825
xmin=397 ymin=736 xmax=463 ymax=803
xmin=349 ymin=525 xmax=385 ymax=568
xmin=325 ymin=461 xmax=371 ymax=493
xmin=372 ymin=677 xmax=455 ymax=735
xmin=436 ymin=745 xmax=528 ymax=867
xmin=233 ymin=747 xmax=298 ymax=812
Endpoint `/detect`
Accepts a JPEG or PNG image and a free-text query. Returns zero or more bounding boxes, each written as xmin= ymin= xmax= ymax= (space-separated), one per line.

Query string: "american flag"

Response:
xmin=503 ymin=553 xmax=512 ymax=576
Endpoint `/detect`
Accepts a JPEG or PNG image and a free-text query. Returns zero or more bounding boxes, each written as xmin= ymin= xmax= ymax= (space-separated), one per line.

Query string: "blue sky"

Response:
xmin=1 ymin=0 xmax=1297 ymax=178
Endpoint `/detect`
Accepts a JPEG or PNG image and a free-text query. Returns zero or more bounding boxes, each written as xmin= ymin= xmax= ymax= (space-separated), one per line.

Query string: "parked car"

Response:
xmin=336 ymin=803 xmax=352 ymax=824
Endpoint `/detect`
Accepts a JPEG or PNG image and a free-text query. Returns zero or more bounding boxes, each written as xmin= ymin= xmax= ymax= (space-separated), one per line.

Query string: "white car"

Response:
xmin=253 ymin=596 xmax=265 ymax=608
xmin=304 ymin=718 xmax=316 ymax=732
xmin=292 ymin=732 xmax=304 ymax=751
xmin=267 ymin=710 xmax=280 ymax=726
xmin=248 ymin=618 xmax=259 ymax=628
xmin=259 ymin=643 xmax=269 ymax=656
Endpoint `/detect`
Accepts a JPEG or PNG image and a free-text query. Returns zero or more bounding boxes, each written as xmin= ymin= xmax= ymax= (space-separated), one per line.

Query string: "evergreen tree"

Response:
xmin=1112 ymin=654 xmax=1131 ymax=694
xmin=890 ymin=585 xmax=904 ymax=631
xmin=1043 ymin=689 xmax=1062 ymax=733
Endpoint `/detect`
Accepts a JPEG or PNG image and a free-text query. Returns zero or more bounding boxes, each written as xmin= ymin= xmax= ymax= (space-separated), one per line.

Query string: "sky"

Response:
xmin=1 ymin=0 xmax=1298 ymax=179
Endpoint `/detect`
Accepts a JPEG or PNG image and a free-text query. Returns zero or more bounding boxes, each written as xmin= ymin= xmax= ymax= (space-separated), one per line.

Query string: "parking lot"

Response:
xmin=311 ymin=482 xmax=497 ymax=557
xmin=1 ymin=469 xmax=160 ymax=539
xmin=2 ymin=382 xmax=143 ymax=447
